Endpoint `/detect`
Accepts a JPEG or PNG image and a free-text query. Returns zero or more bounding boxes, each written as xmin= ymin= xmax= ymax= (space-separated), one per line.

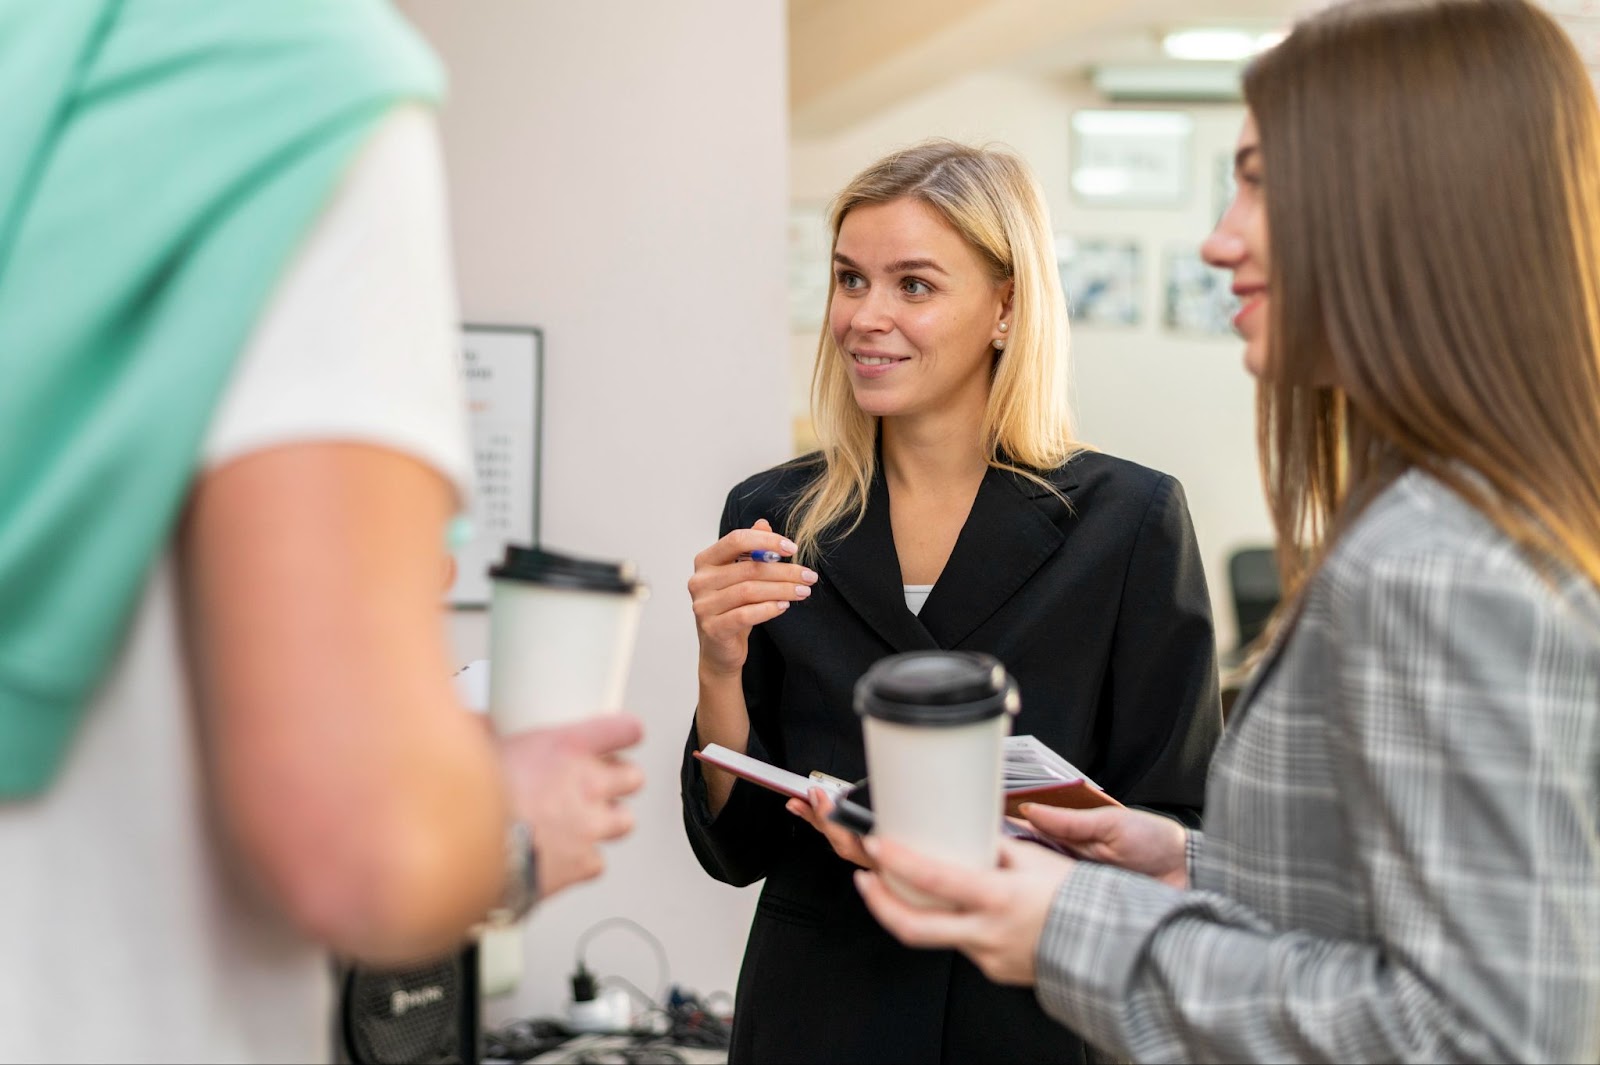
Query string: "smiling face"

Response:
xmin=829 ymin=197 xmax=1011 ymax=421
xmin=1202 ymin=114 xmax=1271 ymax=377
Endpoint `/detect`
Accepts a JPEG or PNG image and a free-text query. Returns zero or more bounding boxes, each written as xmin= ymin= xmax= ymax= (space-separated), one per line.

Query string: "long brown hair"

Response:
xmin=1244 ymin=0 xmax=1600 ymax=607
xmin=787 ymin=140 xmax=1082 ymax=564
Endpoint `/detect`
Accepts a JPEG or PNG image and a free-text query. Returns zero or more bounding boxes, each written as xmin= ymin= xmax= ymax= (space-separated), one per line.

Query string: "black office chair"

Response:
xmin=1220 ymin=546 xmax=1281 ymax=718
xmin=1229 ymin=545 xmax=1281 ymax=652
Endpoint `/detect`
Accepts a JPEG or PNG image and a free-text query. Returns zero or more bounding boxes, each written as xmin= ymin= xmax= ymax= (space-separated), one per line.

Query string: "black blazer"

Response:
xmin=680 ymin=450 xmax=1222 ymax=1064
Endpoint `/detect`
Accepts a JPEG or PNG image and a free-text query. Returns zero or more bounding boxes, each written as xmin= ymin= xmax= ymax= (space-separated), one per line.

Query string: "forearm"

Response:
xmin=317 ymin=710 xmax=509 ymax=966
xmin=216 ymin=677 xmax=509 ymax=966
xmin=694 ymin=664 xmax=750 ymax=817
xmin=1036 ymin=864 xmax=1567 ymax=1064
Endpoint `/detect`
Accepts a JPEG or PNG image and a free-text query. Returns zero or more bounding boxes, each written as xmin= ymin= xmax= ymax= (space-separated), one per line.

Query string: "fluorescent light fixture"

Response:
xmin=1163 ymin=28 xmax=1286 ymax=62
xmin=1071 ymin=109 xmax=1194 ymax=138
xmin=1091 ymin=63 xmax=1243 ymax=103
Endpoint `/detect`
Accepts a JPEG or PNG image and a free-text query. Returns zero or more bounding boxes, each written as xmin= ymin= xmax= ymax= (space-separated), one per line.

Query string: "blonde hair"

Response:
xmin=1244 ymin=0 xmax=1600 ymax=607
xmin=788 ymin=140 xmax=1082 ymax=563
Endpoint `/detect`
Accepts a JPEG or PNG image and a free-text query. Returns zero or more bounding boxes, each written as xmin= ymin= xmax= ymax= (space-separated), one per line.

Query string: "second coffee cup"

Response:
xmin=854 ymin=650 xmax=1020 ymax=908
xmin=487 ymin=545 xmax=648 ymax=733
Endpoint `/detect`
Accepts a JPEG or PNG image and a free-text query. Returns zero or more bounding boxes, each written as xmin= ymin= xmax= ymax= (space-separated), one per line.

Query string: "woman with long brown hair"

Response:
xmin=679 ymin=141 xmax=1223 ymax=1062
xmin=856 ymin=2 xmax=1600 ymax=1062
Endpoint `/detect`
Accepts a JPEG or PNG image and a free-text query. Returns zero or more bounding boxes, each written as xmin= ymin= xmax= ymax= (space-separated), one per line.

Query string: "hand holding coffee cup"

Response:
xmin=689 ymin=519 xmax=819 ymax=677
xmin=498 ymin=714 xmax=646 ymax=899
xmin=488 ymin=545 xmax=648 ymax=732
xmin=855 ymin=651 xmax=1021 ymax=908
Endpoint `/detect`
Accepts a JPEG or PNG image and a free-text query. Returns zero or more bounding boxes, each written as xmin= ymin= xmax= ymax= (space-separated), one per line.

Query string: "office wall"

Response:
xmin=396 ymin=0 xmax=789 ymax=1023
xmin=792 ymin=70 xmax=1274 ymax=651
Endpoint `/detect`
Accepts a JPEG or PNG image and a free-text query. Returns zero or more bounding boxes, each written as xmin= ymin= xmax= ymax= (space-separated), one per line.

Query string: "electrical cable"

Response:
xmin=481 ymin=1015 xmax=577 ymax=1062
xmin=574 ymin=916 xmax=672 ymax=1002
xmin=598 ymin=974 xmax=667 ymax=1026
xmin=483 ymin=917 xmax=732 ymax=1061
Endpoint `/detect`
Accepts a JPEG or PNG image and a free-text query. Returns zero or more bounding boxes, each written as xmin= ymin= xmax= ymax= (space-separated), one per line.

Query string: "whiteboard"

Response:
xmin=449 ymin=325 xmax=542 ymax=607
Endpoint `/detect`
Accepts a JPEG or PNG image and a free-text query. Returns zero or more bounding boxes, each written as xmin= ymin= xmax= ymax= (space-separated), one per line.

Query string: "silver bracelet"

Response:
xmin=485 ymin=818 xmax=540 ymax=927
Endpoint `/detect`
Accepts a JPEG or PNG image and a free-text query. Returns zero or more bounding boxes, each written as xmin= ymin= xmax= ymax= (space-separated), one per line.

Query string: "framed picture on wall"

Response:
xmin=1056 ymin=236 xmax=1143 ymax=327
xmin=1213 ymin=150 xmax=1239 ymax=223
xmin=789 ymin=203 xmax=833 ymax=332
xmin=1162 ymin=246 xmax=1239 ymax=337
xmin=449 ymin=324 xmax=543 ymax=608
xmin=1070 ymin=110 xmax=1194 ymax=208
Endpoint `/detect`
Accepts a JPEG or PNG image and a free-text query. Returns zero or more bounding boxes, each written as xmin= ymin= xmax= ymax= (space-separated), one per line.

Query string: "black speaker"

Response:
xmin=335 ymin=944 xmax=480 ymax=1064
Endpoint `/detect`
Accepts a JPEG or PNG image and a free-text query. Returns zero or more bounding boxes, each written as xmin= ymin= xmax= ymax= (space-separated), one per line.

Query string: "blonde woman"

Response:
xmin=680 ymin=141 xmax=1223 ymax=1062
xmin=858 ymin=3 xmax=1600 ymax=1063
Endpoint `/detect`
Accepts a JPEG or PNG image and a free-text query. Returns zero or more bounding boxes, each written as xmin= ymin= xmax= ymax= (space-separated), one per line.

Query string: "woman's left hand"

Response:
xmin=854 ymin=836 xmax=1077 ymax=986
xmin=786 ymin=788 xmax=874 ymax=869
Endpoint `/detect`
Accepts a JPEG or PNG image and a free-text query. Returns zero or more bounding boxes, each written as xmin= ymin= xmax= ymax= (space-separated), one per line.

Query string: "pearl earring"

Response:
xmin=998 ymin=322 xmax=1008 ymax=332
xmin=993 ymin=338 xmax=1007 ymax=351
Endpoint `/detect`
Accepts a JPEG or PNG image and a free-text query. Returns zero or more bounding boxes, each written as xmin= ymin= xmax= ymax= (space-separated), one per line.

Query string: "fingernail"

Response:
xmin=854 ymin=870 xmax=868 ymax=889
xmin=801 ymin=568 xmax=819 ymax=584
xmin=780 ymin=539 xmax=798 ymax=554
xmin=863 ymin=837 xmax=881 ymax=857
xmin=777 ymin=602 xmax=790 ymax=612
xmin=794 ymin=585 xmax=811 ymax=599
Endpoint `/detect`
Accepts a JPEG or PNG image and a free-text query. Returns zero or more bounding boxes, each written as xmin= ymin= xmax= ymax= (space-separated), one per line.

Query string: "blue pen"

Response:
xmin=745 ymin=549 xmax=783 ymax=563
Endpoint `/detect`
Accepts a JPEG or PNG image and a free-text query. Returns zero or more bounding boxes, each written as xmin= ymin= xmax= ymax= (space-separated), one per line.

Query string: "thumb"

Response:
xmin=1021 ymin=803 xmax=1110 ymax=844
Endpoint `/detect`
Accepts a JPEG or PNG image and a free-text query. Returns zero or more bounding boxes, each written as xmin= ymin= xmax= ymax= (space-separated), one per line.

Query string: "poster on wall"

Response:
xmin=449 ymin=325 xmax=543 ymax=608
xmin=789 ymin=203 xmax=833 ymax=332
xmin=1070 ymin=110 xmax=1194 ymax=208
xmin=1213 ymin=150 xmax=1238 ymax=224
xmin=1056 ymin=236 xmax=1143 ymax=327
xmin=1163 ymin=247 xmax=1239 ymax=337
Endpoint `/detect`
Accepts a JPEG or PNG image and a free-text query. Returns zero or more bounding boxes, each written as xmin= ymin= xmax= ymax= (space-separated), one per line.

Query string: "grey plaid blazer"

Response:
xmin=1035 ymin=470 xmax=1600 ymax=1063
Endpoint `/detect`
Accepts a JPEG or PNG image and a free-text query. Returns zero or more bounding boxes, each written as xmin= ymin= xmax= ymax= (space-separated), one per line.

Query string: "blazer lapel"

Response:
xmin=819 ymin=466 xmax=941 ymax=654
xmin=917 ymin=466 xmax=1069 ymax=649
xmin=1221 ymin=600 xmax=1302 ymax=729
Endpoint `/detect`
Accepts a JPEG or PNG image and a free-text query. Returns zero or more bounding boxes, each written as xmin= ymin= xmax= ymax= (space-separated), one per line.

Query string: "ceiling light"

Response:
xmin=1071 ymin=109 xmax=1195 ymax=138
xmin=1091 ymin=63 xmax=1243 ymax=102
xmin=1162 ymin=29 xmax=1285 ymax=62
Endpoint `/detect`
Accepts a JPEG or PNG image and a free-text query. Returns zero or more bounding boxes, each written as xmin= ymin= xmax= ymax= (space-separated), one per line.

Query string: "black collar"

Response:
xmin=819 ymin=460 xmax=1073 ymax=651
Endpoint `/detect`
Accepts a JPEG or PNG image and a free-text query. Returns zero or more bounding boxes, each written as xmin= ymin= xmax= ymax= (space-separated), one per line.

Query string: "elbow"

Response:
xmin=256 ymin=809 xmax=501 ymax=967
xmin=683 ymin=813 xmax=766 ymax=889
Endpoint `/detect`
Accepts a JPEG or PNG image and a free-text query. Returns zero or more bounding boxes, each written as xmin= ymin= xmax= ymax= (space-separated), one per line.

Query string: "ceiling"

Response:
xmin=789 ymin=0 xmax=1301 ymax=136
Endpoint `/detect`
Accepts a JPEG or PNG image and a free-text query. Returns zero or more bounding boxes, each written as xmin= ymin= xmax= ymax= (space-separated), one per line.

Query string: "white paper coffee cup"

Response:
xmin=856 ymin=651 xmax=1020 ymax=908
xmin=487 ymin=545 xmax=648 ymax=732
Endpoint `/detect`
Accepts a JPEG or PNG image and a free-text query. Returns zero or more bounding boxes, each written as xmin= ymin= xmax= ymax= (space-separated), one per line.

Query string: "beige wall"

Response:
xmin=791 ymin=69 xmax=1273 ymax=650
xmin=397 ymin=0 xmax=789 ymax=1022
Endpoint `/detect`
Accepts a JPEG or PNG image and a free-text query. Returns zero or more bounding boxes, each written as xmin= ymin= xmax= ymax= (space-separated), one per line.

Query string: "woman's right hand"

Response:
xmin=689 ymin=519 xmax=817 ymax=677
xmin=1019 ymin=804 xmax=1190 ymax=889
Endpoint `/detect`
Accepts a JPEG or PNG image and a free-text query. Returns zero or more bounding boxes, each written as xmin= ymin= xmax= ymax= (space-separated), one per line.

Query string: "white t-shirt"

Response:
xmin=0 ymin=107 xmax=470 ymax=1064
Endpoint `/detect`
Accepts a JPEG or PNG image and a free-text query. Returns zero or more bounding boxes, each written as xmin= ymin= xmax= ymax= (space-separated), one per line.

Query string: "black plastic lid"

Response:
xmin=488 ymin=545 xmax=641 ymax=594
xmin=853 ymin=651 xmax=1020 ymax=727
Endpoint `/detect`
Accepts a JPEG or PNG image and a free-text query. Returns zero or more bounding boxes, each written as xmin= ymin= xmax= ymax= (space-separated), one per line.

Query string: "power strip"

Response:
xmin=567 ymin=987 xmax=632 ymax=1034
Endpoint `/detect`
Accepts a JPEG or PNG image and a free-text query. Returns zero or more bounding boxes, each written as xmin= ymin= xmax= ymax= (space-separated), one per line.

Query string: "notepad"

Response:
xmin=693 ymin=743 xmax=850 ymax=801
xmin=694 ymin=734 xmax=1119 ymax=813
